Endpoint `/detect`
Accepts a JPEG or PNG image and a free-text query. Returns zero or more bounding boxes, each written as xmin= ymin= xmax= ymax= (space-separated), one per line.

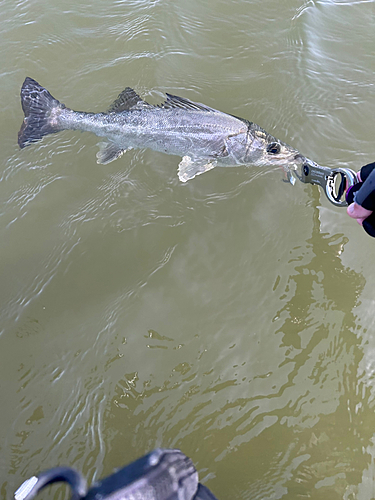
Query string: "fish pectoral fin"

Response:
xmin=96 ymin=142 xmax=129 ymax=165
xmin=178 ymin=156 xmax=217 ymax=183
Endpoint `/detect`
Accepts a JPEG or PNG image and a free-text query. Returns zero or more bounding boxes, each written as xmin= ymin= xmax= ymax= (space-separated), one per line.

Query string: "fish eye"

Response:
xmin=267 ymin=143 xmax=281 ymax=154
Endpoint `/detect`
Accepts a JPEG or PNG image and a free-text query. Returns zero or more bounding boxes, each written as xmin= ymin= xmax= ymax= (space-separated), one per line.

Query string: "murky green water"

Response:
xmin=2 ymin=1 xmax=375 ymax=499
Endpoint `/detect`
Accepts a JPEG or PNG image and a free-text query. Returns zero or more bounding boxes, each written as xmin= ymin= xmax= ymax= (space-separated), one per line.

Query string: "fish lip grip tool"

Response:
xmin=296 ymin=159 xmax=358 ymax=207
xmin=291 ymin=158 xmax=375 ymax=237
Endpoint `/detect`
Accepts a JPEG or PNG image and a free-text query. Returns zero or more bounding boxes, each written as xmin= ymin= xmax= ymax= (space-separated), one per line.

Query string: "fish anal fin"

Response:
xmin=107 ymin=87 xmax=147 ymax=113
xmin=96 ymin=142 xmax=129 ymax=164
xmin=178 ymin=156 xmax=217 ymax=183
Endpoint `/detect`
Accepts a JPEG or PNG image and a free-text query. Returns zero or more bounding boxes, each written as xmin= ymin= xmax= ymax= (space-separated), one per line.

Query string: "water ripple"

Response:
xmin=2 ymin=1 xmax=375 ymax=499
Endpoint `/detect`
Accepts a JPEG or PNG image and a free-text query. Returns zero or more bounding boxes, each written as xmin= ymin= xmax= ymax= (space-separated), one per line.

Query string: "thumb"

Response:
xmin=347 ymin=202 xmax=373 ymax=223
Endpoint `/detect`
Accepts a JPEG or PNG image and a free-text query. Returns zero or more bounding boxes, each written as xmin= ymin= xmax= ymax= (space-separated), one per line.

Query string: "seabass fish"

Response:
xmin=18 ymin=77 xmax=304 ymax=182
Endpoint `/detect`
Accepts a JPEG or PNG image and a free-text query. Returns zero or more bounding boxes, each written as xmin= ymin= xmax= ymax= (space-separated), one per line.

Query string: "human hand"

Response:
xmin=346 ymin=162 xmax=375 ymax=237
xmin=347 ymin=202 xmax=373 ymax=225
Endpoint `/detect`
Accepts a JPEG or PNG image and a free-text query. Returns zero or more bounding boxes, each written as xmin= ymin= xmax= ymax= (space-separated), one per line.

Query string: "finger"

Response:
xmin=347 ymin=202 xmax=373 ymax=220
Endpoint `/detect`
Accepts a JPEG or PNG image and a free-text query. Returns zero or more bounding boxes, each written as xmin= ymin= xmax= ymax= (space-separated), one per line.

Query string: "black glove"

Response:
xmin=346 ymin=162 xmax=375 ymax=237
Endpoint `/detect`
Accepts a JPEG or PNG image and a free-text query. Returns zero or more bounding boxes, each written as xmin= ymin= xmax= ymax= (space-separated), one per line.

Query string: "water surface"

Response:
xmin=1 ymin=1 xmax=375 ymax=499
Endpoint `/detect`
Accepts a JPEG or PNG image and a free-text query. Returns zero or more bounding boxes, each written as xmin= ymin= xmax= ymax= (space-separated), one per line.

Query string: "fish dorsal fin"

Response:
xmin=107 ymin=87 xmax=148 ymax=113
xmin=159 ymin=94 xmax=219 ymax=113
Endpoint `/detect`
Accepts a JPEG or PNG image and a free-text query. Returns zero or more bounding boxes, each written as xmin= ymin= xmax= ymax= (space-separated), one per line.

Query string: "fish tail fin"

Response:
xmin=18 ymin=77 xmax=64 ymax=148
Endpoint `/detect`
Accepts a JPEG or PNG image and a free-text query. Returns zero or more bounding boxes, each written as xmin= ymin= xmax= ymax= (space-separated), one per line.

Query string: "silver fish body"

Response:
xmin=18 ymin=77 xmax=304 ymax=182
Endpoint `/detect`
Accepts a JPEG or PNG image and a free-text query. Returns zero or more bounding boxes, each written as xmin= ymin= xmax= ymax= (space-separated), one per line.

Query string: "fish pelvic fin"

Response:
xmin=96 ymin=142 xmax=130 ymax=164
xmin=178 ymin=156 xmax=217 ymax=183
xmin=18 ymin=77 xmax=64 ymax=148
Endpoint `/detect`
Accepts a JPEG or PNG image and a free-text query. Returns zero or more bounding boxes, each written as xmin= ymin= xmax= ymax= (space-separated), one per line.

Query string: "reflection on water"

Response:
xmin=2 ymin=0 xmax=375 ymax=500
xmin=100 ymin=190 xmax=371 ymax=500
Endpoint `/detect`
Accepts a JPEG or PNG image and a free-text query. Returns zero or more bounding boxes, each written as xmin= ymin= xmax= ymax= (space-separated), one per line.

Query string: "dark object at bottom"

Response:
xmin=14 ymin=449 xmax=219 ymax=500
